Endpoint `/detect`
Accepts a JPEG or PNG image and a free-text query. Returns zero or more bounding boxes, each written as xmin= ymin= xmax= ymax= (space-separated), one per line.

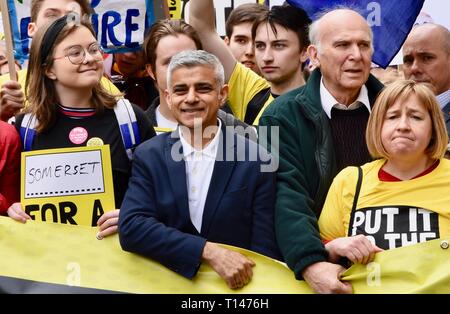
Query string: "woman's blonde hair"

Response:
xmin=25 ymin=16 xmax=118 ymax=133
xmin=366 ymin=79 xmax=448 ymax=160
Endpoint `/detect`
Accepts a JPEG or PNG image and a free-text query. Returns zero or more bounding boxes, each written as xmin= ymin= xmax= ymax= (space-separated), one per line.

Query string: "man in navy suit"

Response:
xmin=119 ymin=50 xmax=280 ymax=290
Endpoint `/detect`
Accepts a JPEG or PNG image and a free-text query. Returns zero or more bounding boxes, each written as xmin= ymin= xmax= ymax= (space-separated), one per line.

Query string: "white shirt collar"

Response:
xmin=179 ymin=118 xmax=222 ymax=159
xmin=320 ymin=78 xmax=371 ymax=119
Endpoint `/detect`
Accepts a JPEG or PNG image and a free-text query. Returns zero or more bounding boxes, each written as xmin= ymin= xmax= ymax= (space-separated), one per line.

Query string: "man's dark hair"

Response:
xmin=225 ymin=3 xmax=269 ymax=38
xmin=251 ymin=4 xmax=311 ymax=51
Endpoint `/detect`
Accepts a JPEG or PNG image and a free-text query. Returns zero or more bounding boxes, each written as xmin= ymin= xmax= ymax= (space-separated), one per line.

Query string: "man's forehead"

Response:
xmin=404 ymin=36 xmax=445 ymax=54
xmin=231 ymin=22 xmax=253 ymax=36
xmin=324 ymin=29 xmax=371 ymax=43
xmin=173 ymin=79 xmax=214 ymax=86
xmin=40 ymin=1 xmax=82 ymax=15
xmin=171 ymin=66 xmax=216 ymax=80
xmin=255 ymin=22 xmax=296 ymax=41
xmin=319 ymin=12 xmax=370 ymax=40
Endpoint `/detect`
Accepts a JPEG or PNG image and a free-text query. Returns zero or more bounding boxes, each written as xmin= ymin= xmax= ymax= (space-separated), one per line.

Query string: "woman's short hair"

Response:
xmin=366 ymin=79 xmax=449 ymax=160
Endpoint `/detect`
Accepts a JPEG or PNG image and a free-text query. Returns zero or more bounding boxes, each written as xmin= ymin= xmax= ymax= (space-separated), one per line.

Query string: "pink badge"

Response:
xmin=69 ymin=127 xmax=88 ymax=144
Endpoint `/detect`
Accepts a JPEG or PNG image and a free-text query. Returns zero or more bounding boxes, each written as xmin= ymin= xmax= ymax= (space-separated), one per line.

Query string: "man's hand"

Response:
xmin=325 ymin=235 xmax=383 ymax=265
xmin=202 ymin=241 xmax=255 ymax=289
xmin=302 ymin=261 xmax=353 ymax=294
xmin=7 ymin=202 xmax=31 ymax=223
xmin=96 ymin=209 xmax=120 ymax=239
xmin=1 ymin=81 xmax=24 ymax=121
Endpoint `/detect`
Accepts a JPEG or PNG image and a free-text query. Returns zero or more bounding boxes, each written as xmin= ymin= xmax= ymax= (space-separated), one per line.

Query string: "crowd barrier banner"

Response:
xmin=0 ymin=216 xmax=448 ymax=294
xmin=20 ymin=145 xmax=115 ymax=227
xmin=6 ymin=0 xmax=159 ymax=63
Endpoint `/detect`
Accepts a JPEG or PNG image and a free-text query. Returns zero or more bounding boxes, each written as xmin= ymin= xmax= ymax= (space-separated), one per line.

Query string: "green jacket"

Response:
xmin=259 ymin=69 xmax=383 ymax=278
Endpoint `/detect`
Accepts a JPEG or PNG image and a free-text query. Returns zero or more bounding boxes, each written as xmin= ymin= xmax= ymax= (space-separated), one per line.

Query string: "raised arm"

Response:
xmin=189 ymin=0 xmax=237 ymax=81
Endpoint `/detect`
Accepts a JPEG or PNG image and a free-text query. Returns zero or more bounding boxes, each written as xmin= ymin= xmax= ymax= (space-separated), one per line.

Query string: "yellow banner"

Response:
xmin=0 ymin=217 xmax=448 ymax=293
xmin=167 ymin=0 xmax=183 ymax=19
xmin=0 ymin=217 xmax=311 ymax=293
xmin=21 ymin=145 xmax=115 ymax=227
xmin=342 ymin=238 xmax=450 ymax=293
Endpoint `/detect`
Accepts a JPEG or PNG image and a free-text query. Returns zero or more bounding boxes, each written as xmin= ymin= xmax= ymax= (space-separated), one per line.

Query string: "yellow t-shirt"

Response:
xmin=319 ymin=158 xmax=450 ymax=250
xmin=0 ymin=69 xmax=121 ymax=107
xmin=227 ymin=62 xmax=271 ymax=124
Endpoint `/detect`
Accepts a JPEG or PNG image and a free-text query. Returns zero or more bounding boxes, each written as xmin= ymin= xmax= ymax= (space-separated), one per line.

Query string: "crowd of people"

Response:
xmin=0 ymin=0 xmax=449 ymax=293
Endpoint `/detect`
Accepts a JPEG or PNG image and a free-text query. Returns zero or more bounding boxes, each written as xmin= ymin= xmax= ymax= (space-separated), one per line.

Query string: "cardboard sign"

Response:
xmin=21 ymin=145 xmax=115 ymax=227
xmin=6 ymin=0 xmax=160 ymax=63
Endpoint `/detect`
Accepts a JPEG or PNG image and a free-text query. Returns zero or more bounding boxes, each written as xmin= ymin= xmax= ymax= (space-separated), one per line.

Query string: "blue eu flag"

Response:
xmin=286 ymin=0 xmax=425 ymax=68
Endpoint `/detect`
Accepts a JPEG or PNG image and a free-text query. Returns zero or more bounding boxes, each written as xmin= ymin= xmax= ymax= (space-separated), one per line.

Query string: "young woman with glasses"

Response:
xmin=8 ymin=15 xmax=156 ymax=239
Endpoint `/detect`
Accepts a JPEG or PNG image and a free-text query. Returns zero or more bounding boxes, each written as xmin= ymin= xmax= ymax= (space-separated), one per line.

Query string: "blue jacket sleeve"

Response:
xmin=118 ymin=146 xmax=207 ymax=279
xmin=250 ymin=149 xmax=283 ymax=260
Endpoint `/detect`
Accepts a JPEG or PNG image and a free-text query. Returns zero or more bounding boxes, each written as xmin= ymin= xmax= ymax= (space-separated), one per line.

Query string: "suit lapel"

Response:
xmin=164 ymin=130 xmax=192 ymax=226
xmin=443 ymin=101 xmax=450 ymax=123
xmin=201 ymin=127 xmax=236 ymax=236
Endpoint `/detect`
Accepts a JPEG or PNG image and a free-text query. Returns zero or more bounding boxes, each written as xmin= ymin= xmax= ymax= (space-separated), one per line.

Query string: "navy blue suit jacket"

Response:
xmin=119 ymin=125 xmax=281 ymax=279
xmin=443 ymin=101 xmax=450 ymax=139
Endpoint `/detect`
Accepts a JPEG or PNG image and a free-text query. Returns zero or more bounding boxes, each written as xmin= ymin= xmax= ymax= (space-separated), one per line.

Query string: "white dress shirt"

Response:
xmin=320 ymin=78 xmax=371 ymax=119
xmin=179 ymin=119 xmax=222 ymax=233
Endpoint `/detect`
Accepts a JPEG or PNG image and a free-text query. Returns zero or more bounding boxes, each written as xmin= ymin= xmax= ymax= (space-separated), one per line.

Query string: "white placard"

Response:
xmin=24 ymin=150 xmax=104 ymax=199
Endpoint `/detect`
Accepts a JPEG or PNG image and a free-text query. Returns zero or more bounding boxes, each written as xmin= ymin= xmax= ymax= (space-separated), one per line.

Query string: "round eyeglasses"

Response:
xmin=53 ymin=43 xmax=103 ymax=65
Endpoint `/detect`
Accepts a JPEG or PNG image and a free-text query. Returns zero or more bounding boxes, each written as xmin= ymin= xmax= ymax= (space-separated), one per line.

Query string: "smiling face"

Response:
xmin=164 ymin=65 xmax=228 ymax=131
xmin=381 ymin=93 xmax=432 ymax=162
xmin=46 ymin=26 xmax=103 ymax=90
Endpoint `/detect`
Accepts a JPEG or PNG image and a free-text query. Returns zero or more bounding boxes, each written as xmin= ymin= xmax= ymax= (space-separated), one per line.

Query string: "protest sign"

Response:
xmin=6 ymin=0 xmax=163 ymax=63
xmin=21 ymin=145 xmax=115 ymax=227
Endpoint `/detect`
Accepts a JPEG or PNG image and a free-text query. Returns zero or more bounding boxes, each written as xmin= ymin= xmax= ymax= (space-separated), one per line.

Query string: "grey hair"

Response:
xmin=309 ymin=6 xmax=373 ymax=52
xmin=166 ymin=50 xmax=225 ymax=89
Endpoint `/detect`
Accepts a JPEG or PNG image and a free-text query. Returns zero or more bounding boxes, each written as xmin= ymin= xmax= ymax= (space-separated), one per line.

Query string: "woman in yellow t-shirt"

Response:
xmin=319 ymin=80 xmax=449 ymax=265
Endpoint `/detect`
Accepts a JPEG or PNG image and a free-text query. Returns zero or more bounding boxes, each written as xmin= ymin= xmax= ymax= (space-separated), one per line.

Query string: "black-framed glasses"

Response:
xmin=53 ymin=43 xmax=103 ymax=65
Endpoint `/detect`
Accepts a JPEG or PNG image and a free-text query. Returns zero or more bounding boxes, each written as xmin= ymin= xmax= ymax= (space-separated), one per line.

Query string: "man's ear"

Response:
xmin=28 ymin=22 xmax=38 ymax=38
xmin=300 ymin=47 xmax=309 ymax=63
xmin=164 ymin=89 xmax=172 ymax=110
xmin=224 ymin=36 xmax=230 ymax=46
xmin=146 ymin=64 xmax=156 ymax=81
xmin=307 ymin=45 xmax=320 ymax=68
xmin=218 ymin=84 xmax=229 ymax=108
